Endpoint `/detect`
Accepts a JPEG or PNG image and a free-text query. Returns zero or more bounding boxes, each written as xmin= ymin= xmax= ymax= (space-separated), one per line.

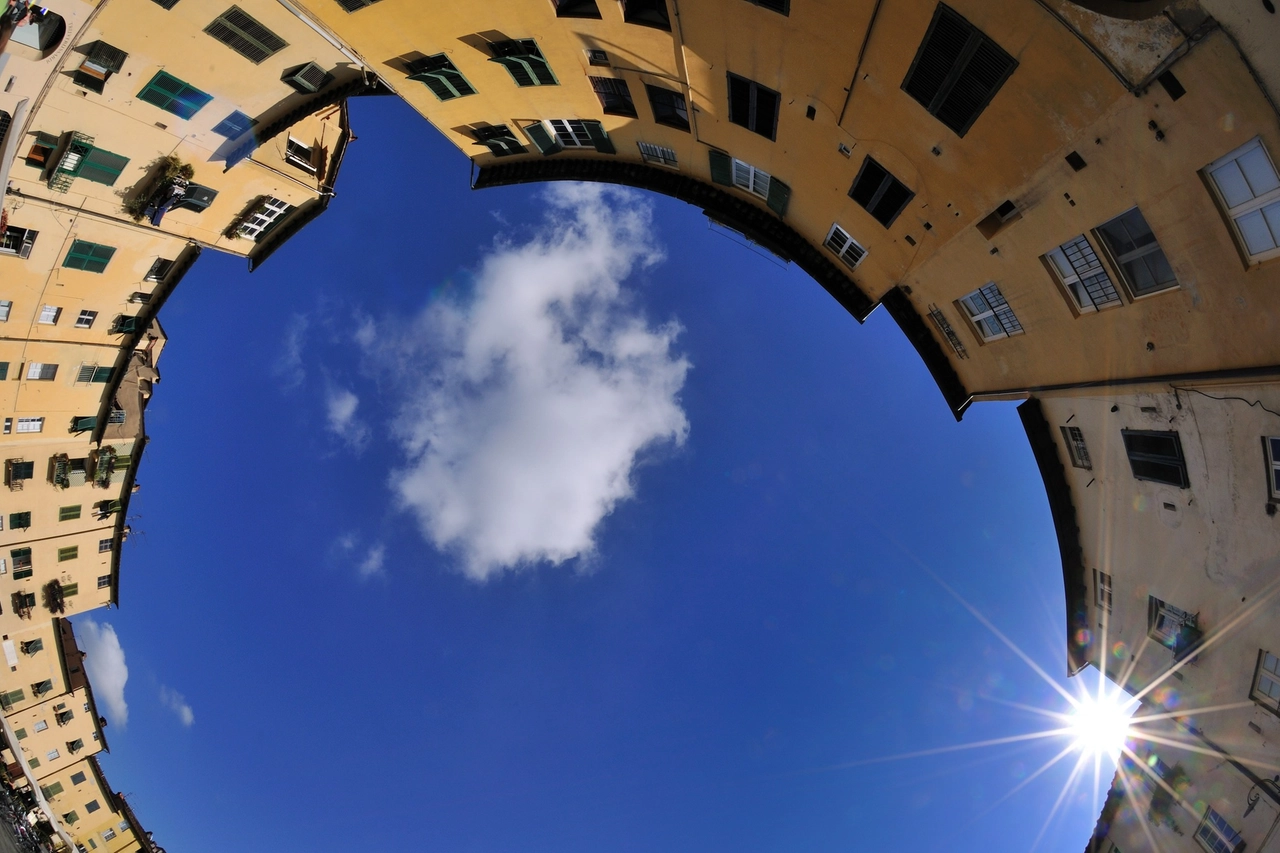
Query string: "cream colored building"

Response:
xmin=38 ymin=756 xmax=152 ymax=853
xmin=5 ymin=0 xmax=1280 ymax=850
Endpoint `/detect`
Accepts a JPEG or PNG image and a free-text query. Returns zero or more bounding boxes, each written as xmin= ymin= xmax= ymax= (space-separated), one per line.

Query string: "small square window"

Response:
xmin=1095 ymin=208 xmax=1177 ymax=297
xmin=645 ymin=85 xmax=689 ymax=132
xmin=70 ymin=771 xmax=86 ymax=785
xmin=958 ymin=283 xmax=1022 ymax=342
xmin=33 ymin=720 xmax=47 ymax=732
xmin=1093 ymin=569 xmax=1112 ymax=612
xmin=26 ymin=362 xmax=57 ymax=381
xmin=1251 ymin=650 xmax=1280 ymax=716
xmin=98 ymin=538 xmax=113 ymax=553
xmin=97 ymin=575 xmax=111 ymax=589
xmin=637 ymin=142 xmax=677 ymax=168
xmin=590 ymin=77 xmax=637 ymax=118
xmin=102 ymin=829 xmax=116 ymax=841
xmin=212 ymin=110 xmax=254 ymax=138
xmin=1122 ymin=430 xmax=1188 ymax=488
xmin=38 ymin=305 xmax=61 ymax=325
xmin=1196 ymin=806 xmax=1244 ymax=853
xmin=285 ymin=137 xmax=317 ymax=173
xmin=85 ymin=800 xmax=100 ymax=813
xmin=0 ymin=300 xmax=11 ymax=321
xmin=824 ymin=224 xmax=867 ymax=270
xmin=621 ymin=0 xmax=670 ymax=30
xmin=59 ymin=505 xmax=81 ymax=521
xmin=849 ymin=157 xmax=914 ymax=228
xmin=553 ymin=0 xmax=602 ymax=17
xmin=46 ymin=749 xmax=59 ymax=761
xmin=1147 ymin=595 xmax=1199 ymax=656
xmin=75 ymin=310 xmax=97 ymax=329
xmin=1060 ymin=425 xmax=1091 ymax=469
xmin=1045 ymin=236 xmax=1121 ymax=313
xmin=1266 ymin=437 xmax=1280 ymax=501
xmin=145 ymin=258 xmax=173 ymax=282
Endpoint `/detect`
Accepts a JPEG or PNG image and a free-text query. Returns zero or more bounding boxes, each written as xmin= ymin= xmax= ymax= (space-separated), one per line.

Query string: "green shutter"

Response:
xmin=9 ymin=512 xmax=31 ymax=529
xmin=14 ymin=728 xmax=27 ymax=740
xmin=63 ymin=241 xmax=116 ymax=273
xmin=33 ymin=679 xmax=52 ymax=694
xmin=13 ymin=568 xmax=32 ymax=580
xmin=26 ymin=757 xmax=38 ymax=769
xmin=91 ymin=366 xmax=113 ymax=383
xmin=204 ymin=6 xmax=287 ymax=64
xmin=584 ymin=121 xmax=615 ymax=154
xmin=72 ymin=417 xmax=97 ymax=433
xmin=42 ymin=782 xmax=63 ymax=797
xmin=708 ymin=150 xmax=733 ymax=186
xmin=58 ymin=547 xmax=78 ymax=562
xmin=2 ymin=690 xmax=25 ymax=708
xmin=78 ymin=149 xmax=130 ymax=186
xmin=137 ymin=71 xmax=212 ymax=119
xmin=59 ymin=505 xmax=81 ymax=521
xmin=766 ymin=177 xmax=791 ymax=217
xmin=408 ymin=56 xmax=476 ymax=100
xmin=526 ymin=123 xmax=561 ymax=156
xmin=62 ymin=583 xmax=78 ymax=597
xmin=0 ymin=363 xmax=8 ymax=380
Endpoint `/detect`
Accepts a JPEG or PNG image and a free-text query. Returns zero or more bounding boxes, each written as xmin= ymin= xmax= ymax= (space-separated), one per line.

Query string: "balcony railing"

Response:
xmin=92 ymin=446 xmax=116 ymax=488
xmin=48 ymin=132 xmax=94 ymax=194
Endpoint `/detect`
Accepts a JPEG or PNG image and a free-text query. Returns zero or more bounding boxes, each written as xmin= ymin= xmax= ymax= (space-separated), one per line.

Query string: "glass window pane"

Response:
xmin=1266 ymin=652 xmax=1280 ymax=673
xmin=976 ymin=316 xmax=1003 ymax=339
xmin=960 ymin=293 xmax=989 ymax=316
xmin=1211 ymin=160 xmax=1254 ymax=208
xmin=1237 ymin=209 xmax=1278 ymax=256
xmin=1238 ymin=145 xmax=1280 ymax=198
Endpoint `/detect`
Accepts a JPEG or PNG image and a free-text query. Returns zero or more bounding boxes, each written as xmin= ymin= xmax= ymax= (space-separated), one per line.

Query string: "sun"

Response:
xmin=1068 ymin=692 xmax=1135 ymax=757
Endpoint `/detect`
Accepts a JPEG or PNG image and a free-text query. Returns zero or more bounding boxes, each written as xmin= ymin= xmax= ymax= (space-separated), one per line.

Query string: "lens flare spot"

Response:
xmin=1111 ymin=641 xmax=1127 ymax=659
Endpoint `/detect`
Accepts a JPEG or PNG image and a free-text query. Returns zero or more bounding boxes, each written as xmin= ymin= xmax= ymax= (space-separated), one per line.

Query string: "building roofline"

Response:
xmin=878 ymin=287 xmax=971 ymax=420
xmin=91 ymin=243 xmax=202 ymax=446
xmin=473 ymin=158 xmax=875 ymax=322
xmin=1017 ymin=397 xmax=1090 ymax=676
xmin=247 ymin=196 xmax=329 ymax=271
xmin=108 ymin=434 xmax=148 ymax=608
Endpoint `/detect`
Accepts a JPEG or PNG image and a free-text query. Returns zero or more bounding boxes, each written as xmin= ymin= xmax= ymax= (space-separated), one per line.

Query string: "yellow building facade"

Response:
xmin=4 ymin=0 xmax=1280 ymax=850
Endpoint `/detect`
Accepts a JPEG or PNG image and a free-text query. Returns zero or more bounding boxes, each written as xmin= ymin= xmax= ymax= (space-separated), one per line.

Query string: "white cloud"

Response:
xmin=358 ymin=544 xmax=386 ymax=579
xmin=334 ymin=534 xmax=386 ymax=580
xmin=158 ymin=686 xmax=194 ymax=727
xmin=325 ymin=386 xmax=369 ymax=450
xmin=365 ymin=184 xmax=690 ymax=580
xmin=274 ymin=314 xmax=309 ymax=388
xmin=76 ymin=619 xmax=128 ymax=728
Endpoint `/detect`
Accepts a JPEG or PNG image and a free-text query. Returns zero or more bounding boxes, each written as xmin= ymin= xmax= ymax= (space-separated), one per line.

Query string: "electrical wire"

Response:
xmin=1170 ymin=385 xmax=1280 ymax=420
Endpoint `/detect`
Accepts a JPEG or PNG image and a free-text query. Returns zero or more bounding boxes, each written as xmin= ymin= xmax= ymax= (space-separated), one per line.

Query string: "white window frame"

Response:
xmin=1250 ymin=650 xmax=1280 ymax=715
xmin=958 ymin=283 xmax=1023 ymax=342
xmin=33 ymin=720 xmax=47 ymax=732
xmin=1060 ymin=425 xmax=1092 ymax=469
xmin=0 ymin=227 xmax=37 ymax=258
xmin=1094 ymin=569 xmax=1112 ymax=612
xmin=1195 ymin=805 xmax=1244 ymax=853
xmin=74 ymin=310 xmax=97 ymax=329
xmin=546 ymin=119 xmax=594 ymax=148
xmin=45 ymin=749 xmax=59 ymax=761
xmin=37 ymin=305 xmax=61 ymax=325
xmin=1266 ymin=437 xmax=1280 ymax=501
xmin=284 ymin=136 xmax=317 ymax=174
xmin=0 ymin=300 xmax=10 ymax=322
xmin=101 ymin=829 xmax=115 ymax=842
xmin=26 ymin=362 xmax=57 ymax=381
xmin=237 ymin=197 xmax=292 ymax=241
xmin=98 ymin=539 xmax=112 ymax=553
xmin=731 ymin=157 xmax=770 ymax=199
xmin=1045 ymin=236 xmax=1121 ymax=313
xmin=1205 ymin=137 xmax=1280 ymax=264
xmin=824 ymin=223 xmax=867 ymax=270
xmin=1149 ymin=597 xmax=1194 ymax=647
xmin=637 ymin=141 xmax=677 ymax=168
xmin=16 ymin=417 xmax=43 ymax=433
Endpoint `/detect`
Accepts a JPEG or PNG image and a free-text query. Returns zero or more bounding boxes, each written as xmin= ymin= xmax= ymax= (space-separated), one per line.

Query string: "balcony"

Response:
xmin=42 ymin=580 xmax=65 ymax=615
xmin=4 ymin=459 xmax=33 ymax=491
xmin=91 ymin=446 xmax=116 ymax=488
xmin=47 ymin=132 xmax=94 ymax=194
xmin=10 ymin=592 xmax=34 ymax=620
xmin=50 ymin=454 xmax=91 ymax=488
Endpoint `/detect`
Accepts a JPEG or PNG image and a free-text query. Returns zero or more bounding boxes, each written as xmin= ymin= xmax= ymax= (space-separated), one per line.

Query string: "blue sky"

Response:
xmin=74 ymin=96 xmax=1118 ymax=852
